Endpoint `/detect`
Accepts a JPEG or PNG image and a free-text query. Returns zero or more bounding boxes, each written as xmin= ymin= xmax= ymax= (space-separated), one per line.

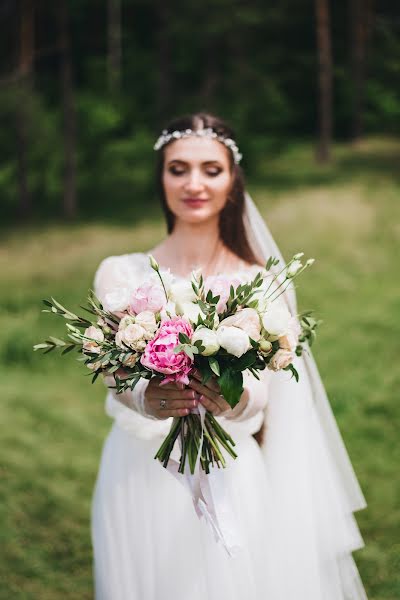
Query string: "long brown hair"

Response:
xmin=154 ymin=111 xmax=266 ymax=447
xmin=155 ymin=112 xmax=262 ymax=266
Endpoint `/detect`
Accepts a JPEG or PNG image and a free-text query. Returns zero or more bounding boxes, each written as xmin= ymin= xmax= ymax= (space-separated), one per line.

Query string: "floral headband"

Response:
xmin=153 ymin=127 xmax=243 ymax=164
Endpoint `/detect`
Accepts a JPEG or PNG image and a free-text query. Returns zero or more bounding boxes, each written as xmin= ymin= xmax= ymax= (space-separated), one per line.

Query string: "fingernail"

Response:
xmin=192 ymin=400 xmax=198 ymax=407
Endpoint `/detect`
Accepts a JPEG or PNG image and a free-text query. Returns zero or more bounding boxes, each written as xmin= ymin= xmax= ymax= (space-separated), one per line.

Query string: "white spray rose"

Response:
xmin=217 ymin=325 xmax=251 ymax=358
xmin=83 ymin=326 xmax=104 ymax=354
xmin=219 ymin=308 xmax=261 ymax=341
xmin=192 ymin=327 xmax=220 ymax=356
xmin=262 ymin=303 xmax=292 ymax=340
xmin=268 ymin=349 xmax=294 ymax=371
xmin=118 ymin=315 xmax=136 ymax=330
xmin=278 ymin=316 xmax=301 ymax=352
xmin=134 ymin=311 xmax=158 ymax=337
xmin=116 ymin=323 xmax=147 ymax=351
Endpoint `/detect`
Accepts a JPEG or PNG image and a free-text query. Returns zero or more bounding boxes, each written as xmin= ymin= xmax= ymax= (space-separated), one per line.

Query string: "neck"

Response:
xmin=162 ymin=217 xmax=226 ymax=275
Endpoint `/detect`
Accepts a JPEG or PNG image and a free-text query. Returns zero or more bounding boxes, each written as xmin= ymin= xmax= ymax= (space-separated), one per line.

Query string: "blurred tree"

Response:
xmin=58 ymin=0 xmax=77 ymax=219
xmin=349 ymin=0 xmax=375 ymax=140
xmin=315 ymin=0 xmax=333 ymax=163
xmin=108 ymin=0 xmax=122 ymax=94
xmin=155 ymin=0 xmax=173 ymax=120
xmin=16 ymin=0 xmax=34 ymax=219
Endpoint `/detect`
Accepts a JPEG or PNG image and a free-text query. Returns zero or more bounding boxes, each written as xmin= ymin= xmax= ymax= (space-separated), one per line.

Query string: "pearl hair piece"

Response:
xmin=153 ymin=127 xmax=243 ymax=164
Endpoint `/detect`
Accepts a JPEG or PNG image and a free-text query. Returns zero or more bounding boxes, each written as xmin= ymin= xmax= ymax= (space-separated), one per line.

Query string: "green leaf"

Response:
xmin=33 ymin=343 xmax=50 ymax=351
xmin=208 ymin=356 xmax=220 ymax=376
xmin=178 ymin=332 xmax=191 ymax=345
xmin=218 ymin=368 xmax=243 ymax=408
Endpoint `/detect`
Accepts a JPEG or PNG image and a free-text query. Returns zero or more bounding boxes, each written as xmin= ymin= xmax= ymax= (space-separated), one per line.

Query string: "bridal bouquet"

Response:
xmin=34 ymin=253 xmax=320 ymax=474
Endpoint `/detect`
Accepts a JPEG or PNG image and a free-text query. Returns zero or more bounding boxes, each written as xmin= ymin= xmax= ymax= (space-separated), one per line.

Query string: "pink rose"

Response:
xmin=268 ymin=349 xmax=294 ymax=371
xmin=140 ymin=317 xmax=194 ymax=385
xmin=204 ymin=275 xmax=241 ymax=313
xmin=83 ymin=326 xmax=104 ymax=354
xmin=129 ymin=282 xmax=166 ymax=315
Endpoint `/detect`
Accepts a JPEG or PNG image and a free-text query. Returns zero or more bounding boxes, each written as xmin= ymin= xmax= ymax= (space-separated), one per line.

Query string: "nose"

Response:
xmin=184 ymin=169 xmax=205 ymax=194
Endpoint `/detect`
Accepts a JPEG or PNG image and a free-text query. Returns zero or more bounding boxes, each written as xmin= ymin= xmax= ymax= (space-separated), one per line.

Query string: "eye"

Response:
xmin=168 ymin=166 xmax=186 ymax=176
xmin=205 ymin=168 xmax=222 ymax=177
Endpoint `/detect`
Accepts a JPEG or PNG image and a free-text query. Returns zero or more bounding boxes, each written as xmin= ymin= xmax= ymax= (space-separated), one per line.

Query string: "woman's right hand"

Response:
xmin=144 ymin=377 xmax=199 ymax=420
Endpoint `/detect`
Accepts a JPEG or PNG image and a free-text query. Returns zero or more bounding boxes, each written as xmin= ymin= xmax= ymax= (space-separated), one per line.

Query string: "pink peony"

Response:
xmin=204 ymin=275 xmax=241 ymax=313
xmin=129 ymin=282 xmax=167 ymax=315
xmin=140 ymin=317 xmax=194 ymax=385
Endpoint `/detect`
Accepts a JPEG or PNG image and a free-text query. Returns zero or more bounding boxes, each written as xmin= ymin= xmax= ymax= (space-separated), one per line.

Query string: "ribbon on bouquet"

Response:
xmin=164 ymin=404 xmax=243 ymax=558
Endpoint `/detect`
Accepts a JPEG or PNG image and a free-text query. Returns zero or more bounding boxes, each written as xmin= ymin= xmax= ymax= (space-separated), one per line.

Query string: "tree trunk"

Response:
xmin=108 ymin=0 xmax=122 ymax=94
xmin=58 ymin=0 xmax=77 ymax=220
xmin=315 ymin=0 xmax=333 ymax=163
xmin=16 ymin=0 xmax=34 ymax=219
xmin=349 ymin=0 xmax=374 ymax=140
xmin=155 ymin=0 xmax=172 ymax=120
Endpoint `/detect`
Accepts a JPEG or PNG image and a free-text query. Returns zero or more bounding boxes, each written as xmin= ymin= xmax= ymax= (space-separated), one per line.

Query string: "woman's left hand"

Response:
xmin=188 ymin=369 xmax=232 ymax=416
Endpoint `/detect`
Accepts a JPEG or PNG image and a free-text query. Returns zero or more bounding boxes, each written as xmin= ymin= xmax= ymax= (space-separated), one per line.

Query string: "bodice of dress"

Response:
xmin=94 ymin=252 xmax=271 ymax=441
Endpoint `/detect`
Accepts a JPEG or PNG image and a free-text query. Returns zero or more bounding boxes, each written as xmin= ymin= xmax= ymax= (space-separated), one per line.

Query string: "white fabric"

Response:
xmin=92 ymin=239 xmax=368 ymax=598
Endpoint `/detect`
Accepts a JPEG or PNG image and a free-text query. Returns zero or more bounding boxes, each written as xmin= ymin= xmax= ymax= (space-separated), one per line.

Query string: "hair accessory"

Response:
xmin=153 ymin=127 xmax=243 ymax=164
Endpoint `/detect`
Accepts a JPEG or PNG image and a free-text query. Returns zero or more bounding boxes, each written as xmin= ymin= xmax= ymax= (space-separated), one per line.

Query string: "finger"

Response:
xmin=150 ymin=388 xmax=198 ymax=401
xmin=154 ymin=398 xmax=199 ymax=411
xmin=188 ymin=378 xmax=229 ymax=412
xmin=197 ymin=395 xmax=222 ymax=415
xmin=152 ymin=380 xmax=185 ymax=391
xmin=156 ymin=407 xmax=191 ymax=419
xmin=191 ymin=370 xmax=220 ymax=393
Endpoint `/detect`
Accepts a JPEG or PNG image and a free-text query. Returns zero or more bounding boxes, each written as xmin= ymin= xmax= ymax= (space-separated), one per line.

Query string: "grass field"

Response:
xmin=1 ymin=137 xmax=399 ymax=599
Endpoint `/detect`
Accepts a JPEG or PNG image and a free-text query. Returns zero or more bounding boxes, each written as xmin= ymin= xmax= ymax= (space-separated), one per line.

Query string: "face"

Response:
xmin=162 ymin=136 xmax=233 ymax=225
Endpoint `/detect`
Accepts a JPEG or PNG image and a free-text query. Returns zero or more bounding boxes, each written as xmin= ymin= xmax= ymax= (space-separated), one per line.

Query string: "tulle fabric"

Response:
xmin=91 ymin=252 xmax=368 ymax=600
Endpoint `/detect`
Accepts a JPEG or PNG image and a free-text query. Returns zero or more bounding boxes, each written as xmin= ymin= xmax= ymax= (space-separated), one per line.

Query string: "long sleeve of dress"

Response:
xmin=93 ymin=255 xmax=158 ymax=423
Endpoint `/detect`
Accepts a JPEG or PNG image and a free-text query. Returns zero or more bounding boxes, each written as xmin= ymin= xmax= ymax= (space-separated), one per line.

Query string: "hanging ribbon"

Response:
xmin=164 ymin=405 xmax=243 ymax=557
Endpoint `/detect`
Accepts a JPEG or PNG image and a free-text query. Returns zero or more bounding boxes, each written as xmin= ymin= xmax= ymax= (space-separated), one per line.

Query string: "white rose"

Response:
xmin=192 ymin=327 xmax=220 ymax=356
xmin=116 ymin=323 xmax=147 ymax=351
xmin=83 ymin=326 xmax=104 ymax=354
xmin=219 ymin=308 xmax=261 ymax=341
xmin=120 ymin=353 xmax=139 ymax=367
xmin=268 ymin=349 xmax=294 ymax=371
xmin=118 ymin=315 xmax=136 ymax=330
xmin=103 ymin=287 xmax=132 ymax=313
xmin=262 ymin=303 xmax=292 ymax=340
xmin=217 ymin=325 xmax=251 ymax=358
xmin=134 ymin=311 xmax=158 ymax=335
xmin=169 ymin=279 xmax=197 ymax=304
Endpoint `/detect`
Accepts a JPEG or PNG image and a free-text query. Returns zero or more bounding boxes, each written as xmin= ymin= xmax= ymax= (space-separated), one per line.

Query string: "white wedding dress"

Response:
xmin=91 ymin=252 xmax=368 ymax=600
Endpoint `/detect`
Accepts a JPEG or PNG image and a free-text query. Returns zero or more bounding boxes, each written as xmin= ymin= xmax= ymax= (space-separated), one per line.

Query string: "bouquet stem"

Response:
xmin=154 ymin=412 xmax=237 ymax=474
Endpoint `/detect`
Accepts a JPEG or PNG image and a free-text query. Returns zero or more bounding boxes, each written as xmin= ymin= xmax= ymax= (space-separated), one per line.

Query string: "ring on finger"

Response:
xmin=159 ymin=399 xmax=167 ymax=409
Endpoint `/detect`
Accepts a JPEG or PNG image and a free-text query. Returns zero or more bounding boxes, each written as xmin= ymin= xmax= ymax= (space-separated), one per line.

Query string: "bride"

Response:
xmin=91 ymin=112 xmax=368 ymax=599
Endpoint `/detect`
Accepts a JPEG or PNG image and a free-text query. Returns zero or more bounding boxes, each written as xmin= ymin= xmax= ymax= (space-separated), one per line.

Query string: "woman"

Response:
xmin=91 ymin=112 xmax=368 ymax=599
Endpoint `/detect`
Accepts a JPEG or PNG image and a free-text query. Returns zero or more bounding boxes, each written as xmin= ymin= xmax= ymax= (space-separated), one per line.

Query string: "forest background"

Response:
xmin=0 ymin=1 xmax=399 ymax=598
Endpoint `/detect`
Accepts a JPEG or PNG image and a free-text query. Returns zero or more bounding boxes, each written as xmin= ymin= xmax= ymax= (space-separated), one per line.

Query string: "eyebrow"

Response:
xmin=166 ymin=159 xmax=223 ymax=166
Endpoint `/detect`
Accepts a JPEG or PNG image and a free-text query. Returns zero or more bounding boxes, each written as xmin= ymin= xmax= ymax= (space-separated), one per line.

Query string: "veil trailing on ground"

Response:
xmin=242 ymin=191 xmax=368 ymax=597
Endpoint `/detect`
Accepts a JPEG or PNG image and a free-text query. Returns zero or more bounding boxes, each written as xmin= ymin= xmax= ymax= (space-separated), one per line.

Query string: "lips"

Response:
xmin=182 ymin=197 xmax=208 ymax=207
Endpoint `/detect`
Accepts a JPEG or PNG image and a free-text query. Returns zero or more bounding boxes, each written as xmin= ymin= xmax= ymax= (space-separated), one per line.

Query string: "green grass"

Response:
xmin=1 ymin=137 xmax=399 ymax=599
